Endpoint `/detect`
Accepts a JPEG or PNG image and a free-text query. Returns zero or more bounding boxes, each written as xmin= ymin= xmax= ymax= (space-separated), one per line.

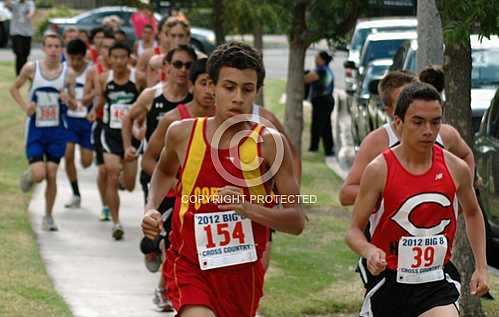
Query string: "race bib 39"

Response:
xmin=397 ymin=235 xmax=447 ymax=284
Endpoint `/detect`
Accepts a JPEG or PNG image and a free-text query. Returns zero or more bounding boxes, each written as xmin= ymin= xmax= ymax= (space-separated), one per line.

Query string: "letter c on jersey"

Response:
xmin=391 ymin=193 xmax=451 ymax=236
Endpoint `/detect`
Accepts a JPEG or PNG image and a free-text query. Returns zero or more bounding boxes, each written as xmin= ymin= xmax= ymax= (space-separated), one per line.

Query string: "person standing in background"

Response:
xmin=5 ymin=0 xmax=35 ymax=75
xmin=131 ymin=5 xmax=157 ymax=41
xmin=305 ymin=50 xmax=335 ymax=156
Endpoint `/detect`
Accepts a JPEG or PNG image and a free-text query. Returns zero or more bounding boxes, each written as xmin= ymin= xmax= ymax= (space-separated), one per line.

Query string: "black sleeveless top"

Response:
xmin=145 ymin=84 xmax=192 ymax=141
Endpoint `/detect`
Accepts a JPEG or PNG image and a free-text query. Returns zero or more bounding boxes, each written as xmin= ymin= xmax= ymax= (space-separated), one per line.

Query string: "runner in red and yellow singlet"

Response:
xmin=142 ymin=42 xmax=305 ymax=317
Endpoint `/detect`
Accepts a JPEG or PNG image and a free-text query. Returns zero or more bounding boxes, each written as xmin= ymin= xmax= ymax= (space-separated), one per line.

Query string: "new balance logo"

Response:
xmin=435 ymin=173 xmax=443 ymax=181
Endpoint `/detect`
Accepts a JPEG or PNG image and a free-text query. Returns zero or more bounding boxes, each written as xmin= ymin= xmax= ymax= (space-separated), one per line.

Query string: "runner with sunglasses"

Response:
xmin=122 ymin=45 xmax=196 ymax=204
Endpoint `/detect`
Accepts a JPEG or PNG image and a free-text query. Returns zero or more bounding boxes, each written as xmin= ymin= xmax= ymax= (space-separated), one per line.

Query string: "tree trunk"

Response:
xmin=254 ymin=23 xmax=264 ymax=106
xmin=416 ymin=0 xmax=443 ymax=71
xmin=284 ymin=0 xmax=310 ymax=155
xmin=213 ymin=0 xmax=225 ymax=45
xmin=443 ymin=38 xmax=486 ymax=317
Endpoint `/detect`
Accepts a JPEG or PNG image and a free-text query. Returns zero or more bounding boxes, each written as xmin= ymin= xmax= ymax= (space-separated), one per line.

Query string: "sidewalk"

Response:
xmin=28 ymin=162 xmax=172 ymax=317
xmin=327 ymin=89 xmax=355 ymax=180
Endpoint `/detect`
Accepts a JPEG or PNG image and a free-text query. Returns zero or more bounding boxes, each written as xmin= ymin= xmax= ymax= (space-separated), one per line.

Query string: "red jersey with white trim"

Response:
xmin=177 ymin=103 xmax=191 ymax=119
xmin=168 ymin=117 xmax=272 ymax=267
xmin=95 ymin=62 xmax=106 ymax=119
xmin=370 ymin=145 xmax=458 ymax=270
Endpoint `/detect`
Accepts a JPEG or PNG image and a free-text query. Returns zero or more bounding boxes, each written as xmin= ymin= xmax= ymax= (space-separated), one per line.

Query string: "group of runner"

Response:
xmin=9 ymin=12 xmax=306 ymax=315
xmin=8 ymin=8 xmax=492 ymax=316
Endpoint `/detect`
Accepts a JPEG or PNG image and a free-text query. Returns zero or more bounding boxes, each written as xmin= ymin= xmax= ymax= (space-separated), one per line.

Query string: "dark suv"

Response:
xmin=475 ymin=89 xmax=499 ymax=267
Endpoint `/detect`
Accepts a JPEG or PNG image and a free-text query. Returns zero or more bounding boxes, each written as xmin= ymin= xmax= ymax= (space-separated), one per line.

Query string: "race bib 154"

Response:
xmin=194 ymin=210 xmax=257 ymax=270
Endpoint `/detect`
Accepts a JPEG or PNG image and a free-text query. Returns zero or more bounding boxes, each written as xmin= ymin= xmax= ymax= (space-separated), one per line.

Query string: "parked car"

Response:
xmin=396 ymin=35 xmax=499 ymax=133
xmin=474 ymin=89 xmax=499 ymax=268
xmin=48 ymin=6 xmax=216 ymax=55
xmin=358 ymin=31 xmax=416 ymax=78
xmin=350 ymin=58 xmax=392 ymax=148
xmin=344 ymin=17 xmax=417 ymax=93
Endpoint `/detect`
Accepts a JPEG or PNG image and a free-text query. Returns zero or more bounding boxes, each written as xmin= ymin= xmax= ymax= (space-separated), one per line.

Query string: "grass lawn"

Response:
xmin=259 ymin=80 xmax=363 ymax=316
xmin=0 ymin=61 xmax=72 ymax=317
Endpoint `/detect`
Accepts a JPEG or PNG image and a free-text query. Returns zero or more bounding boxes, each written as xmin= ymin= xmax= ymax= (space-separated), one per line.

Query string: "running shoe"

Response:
xmin=152 ymin=287 xmax=174 ymax=312
xmin=64 ymin=195 xmax=81 ymax=209
xmin=99 ymin=206 xmax=110 ymax=222
xmin=144 ymin=252 xmax=162 ymax=273
xmin=42 ymin=215 xmax=58 ymax=231
xmin=112 ymin=223 xmax=124 ymax=240
xmin=19 ymin=168 xmax=34 ymax=193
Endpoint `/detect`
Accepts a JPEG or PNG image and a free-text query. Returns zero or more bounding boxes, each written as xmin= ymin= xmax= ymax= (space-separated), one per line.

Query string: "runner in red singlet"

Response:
xmin=346 ymin=82 xmax=488 ymax=317
xmin=142 ymin=42 xmax=305 ymax=317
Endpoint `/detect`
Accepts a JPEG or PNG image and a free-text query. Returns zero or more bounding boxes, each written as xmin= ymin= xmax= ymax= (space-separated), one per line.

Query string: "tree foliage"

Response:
xmin=436 ymin=0 xmax=499 ymax=44
xmin=224 ymin=0 xmax=285 ymax=35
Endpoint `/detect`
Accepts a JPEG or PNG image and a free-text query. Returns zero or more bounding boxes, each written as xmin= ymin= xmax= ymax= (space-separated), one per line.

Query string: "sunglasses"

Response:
xmin=171 ymin=60 xmax=192 ymax=70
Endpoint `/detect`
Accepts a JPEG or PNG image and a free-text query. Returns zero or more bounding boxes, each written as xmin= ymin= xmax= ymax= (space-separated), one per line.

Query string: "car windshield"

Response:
xmin=404 ymin=50 xmax=416 ymax=72
xmin=351 ymin=25 xmax=415 ymax=51
xmin=362 ymin=64 xmax=390 ymax=94
xmin=361 ymin=39 xmax=406 ymax=68
xmin=472 ymin=48 xmax=499 ymax=88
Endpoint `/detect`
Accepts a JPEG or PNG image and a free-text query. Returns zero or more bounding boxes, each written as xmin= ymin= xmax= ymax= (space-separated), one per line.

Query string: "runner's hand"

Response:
xmin=217 ymin=186 xmax=250 ymax=214
xmin=142 ymin=209 xmax=162 ymax=240
xmin=470 ymin=268 xmax=489 ymax=296
xmin=365 ymin=245 xmax=387 ymax=276
xmin=124 ymin=146 xmax=137 ymax=161
xmin=60 ymin=91 xmax=69 ymax=105
xmin=26 ymin=102 xmax=36 ymax=116
xmin=87 ymin=109 xmax=96 ymax=122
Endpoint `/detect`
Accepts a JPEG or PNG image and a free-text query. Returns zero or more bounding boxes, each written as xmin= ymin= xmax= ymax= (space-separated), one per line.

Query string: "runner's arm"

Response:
xmin=219 ymin=130 xmax=305 ymax=235
xmin=452 ymin=154 xmax=489 ymax=295
xmin=63 ymin=68 xmax=78 ymax=110
xmin=339 ymin=132 xmax=386 ymax=206
xmin=454 ymin=157 xmax=487 ymax=269
xmin=142 ymin=112 xmax=175 ymax=175
xmin=136 ymin=50 xmax=151 ymax=88
xmin=441 ymin=124 xmax=475 ymax=173
xmin=121 ymin=88 xmax=151 ymax=150
xmin=145 ymin=121 xmax=183 ymax=212
xmin=82 ymin=67 xmax=96 ymax=106
xmin=345 ymin=157 xmax=388 ymax=275
xmin=93 ymin=73 xmax=107 ymax=116
xmin=9 ymin=62 xmax=34 ymax=114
